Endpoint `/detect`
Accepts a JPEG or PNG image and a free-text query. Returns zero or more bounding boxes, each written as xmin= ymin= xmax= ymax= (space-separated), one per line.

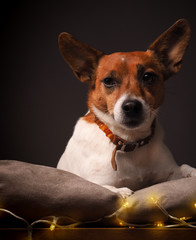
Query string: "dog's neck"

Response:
xmin=83 ymin=105 xmax=157 ymax=143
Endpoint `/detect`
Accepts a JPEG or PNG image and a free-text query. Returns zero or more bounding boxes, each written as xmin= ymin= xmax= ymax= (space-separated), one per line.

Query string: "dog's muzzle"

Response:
xmin=121 ymin=99 xmax=144 ymax=127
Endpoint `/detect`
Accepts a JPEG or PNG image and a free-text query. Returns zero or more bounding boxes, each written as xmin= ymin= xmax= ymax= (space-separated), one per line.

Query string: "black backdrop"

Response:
xmin=1 ymin=0 xmax=196 ymax=168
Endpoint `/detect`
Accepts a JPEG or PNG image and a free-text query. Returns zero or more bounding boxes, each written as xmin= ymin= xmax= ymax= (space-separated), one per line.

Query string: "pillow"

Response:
xmin=118 ymin=177 xmax=196 ymax=224
xmin=0 ymin=160 xmax=122 ymax=223
xmin=0 ymin=160 xmax=196 ymax=227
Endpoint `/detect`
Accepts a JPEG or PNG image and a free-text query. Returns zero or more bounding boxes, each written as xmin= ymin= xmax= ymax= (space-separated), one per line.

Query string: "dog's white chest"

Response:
xmin=114 ymin=149 xmax=156 ymax=189
xmin=116 ymin=150 xmax=141 ymax=178
xmin=57 ymin=118 xmax=178 ymax=190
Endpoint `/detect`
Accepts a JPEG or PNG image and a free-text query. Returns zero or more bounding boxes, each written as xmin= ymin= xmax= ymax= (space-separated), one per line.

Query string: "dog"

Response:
xmin=57 ymin=19 xmax=196 ymax=198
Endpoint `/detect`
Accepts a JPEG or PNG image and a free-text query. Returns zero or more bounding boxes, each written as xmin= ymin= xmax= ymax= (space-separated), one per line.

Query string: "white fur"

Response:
xmin=57 ymin=113 xmax=195 ymax=195
xmin=57 ymin=93 xmax=196 ymax=197
xmin=93 ymin=94 xmax=157 ymax=142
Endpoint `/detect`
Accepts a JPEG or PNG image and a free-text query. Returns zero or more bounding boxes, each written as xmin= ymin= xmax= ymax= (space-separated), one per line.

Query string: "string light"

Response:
xmin=150 ymin=195 xmax=159 ymax=204
xmin=151 ymin=197 xmax=157 ymax=203
xmin=149 ymin=196 xmax=196 ymax=228
xmin=119 ymin=221 xmax=124 ymax=226
xmin=179 ymin=217 xmax=191 ymax=221
xmin=154 ymin=221 xmax=164 ymax=227
xmin=50 ymin=217 xmax=58 ymax=231
xmin=0 ymin=196 xmax=196 ymax=240
xmin=50 ymin=224 xmax=55 ymax=231
xmin=123 ymin=201 xmax=129 ymax=208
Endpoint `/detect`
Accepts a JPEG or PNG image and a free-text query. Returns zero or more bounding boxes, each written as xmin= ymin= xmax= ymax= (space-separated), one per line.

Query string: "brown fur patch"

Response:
xmin=82 ymin=111 xmax=96 ymax=123
xmin=88 ymin=51 xmax=165 ymax=116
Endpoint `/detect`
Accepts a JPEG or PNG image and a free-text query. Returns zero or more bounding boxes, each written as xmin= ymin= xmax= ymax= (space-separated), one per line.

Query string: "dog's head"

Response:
xmin=58 ymin=19 xmax=190 ymax=130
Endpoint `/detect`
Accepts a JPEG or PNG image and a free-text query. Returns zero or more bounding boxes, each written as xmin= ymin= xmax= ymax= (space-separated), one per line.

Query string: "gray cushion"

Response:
xmin=0 ymin=160 xmax=122 ymax=222
xmin=0 ymin=160 xmax=196 ymax=226
xmin=118 ymin=177 xmax=196 ymax=224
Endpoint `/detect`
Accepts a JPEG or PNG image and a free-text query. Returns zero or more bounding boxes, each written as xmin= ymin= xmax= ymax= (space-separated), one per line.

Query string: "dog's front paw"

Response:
xmin=103 ymin=185 xmax=133 ymax=198
xmin=190 ymin=169 xmax=196 ymax=177
xmin=116 ymin=187 xmax=134 ymax=198
xmin=181 ymin=164 xmax=196 ymax=177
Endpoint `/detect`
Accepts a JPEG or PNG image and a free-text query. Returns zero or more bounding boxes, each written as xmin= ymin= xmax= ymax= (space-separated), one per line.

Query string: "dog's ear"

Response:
xmin=58 ymin=33 xmax=104 ymax=84
xmin=148 ymin=19 xmax=191 ymax=79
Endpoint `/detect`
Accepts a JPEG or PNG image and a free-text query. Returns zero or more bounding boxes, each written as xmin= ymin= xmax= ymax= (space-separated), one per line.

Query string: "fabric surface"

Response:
xmin=0 ymin=160 xmax=196 ymax=225
xmin=0 ymin=160 xmax=122 ymax=222
xmin=118 ymin=177 xmax=196 ymax=223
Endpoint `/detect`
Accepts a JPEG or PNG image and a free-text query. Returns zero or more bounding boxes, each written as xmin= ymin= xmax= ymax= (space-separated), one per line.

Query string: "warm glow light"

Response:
xmin=154 ymin=221 xmax=164 ymax=227
xmin=129 ymin=226 xmax=135 ymax=229
xmin=1 ymin=198 xmax=196 ymax=235
xmin=119 ymin=221 xmax=124 ymax=226
xmin=50 ymin=224 xmax=56 ymax=231
xmin=179 ymin=217 xmax=191 ymax=221
xmin=123 ymin=202 xmax=129 ymax=208
xmin=150 ymin=196 xmax=158 ymax=204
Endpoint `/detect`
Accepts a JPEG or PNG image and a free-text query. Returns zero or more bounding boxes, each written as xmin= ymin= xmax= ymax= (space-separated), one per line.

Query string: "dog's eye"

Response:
xmin=103 ymin=78 xmax=117 ymax=88
xmin=142 ymin=72 xmax=157 ymax=85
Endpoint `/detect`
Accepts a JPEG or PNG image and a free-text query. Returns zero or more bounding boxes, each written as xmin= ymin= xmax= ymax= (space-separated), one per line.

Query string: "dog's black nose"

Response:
xmin=122 ymin=99 xmax=143 ymax=118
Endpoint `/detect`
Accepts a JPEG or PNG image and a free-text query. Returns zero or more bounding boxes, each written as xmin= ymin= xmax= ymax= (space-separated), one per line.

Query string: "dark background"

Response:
xmin=1 ymin=0 xmax=196 ymax=168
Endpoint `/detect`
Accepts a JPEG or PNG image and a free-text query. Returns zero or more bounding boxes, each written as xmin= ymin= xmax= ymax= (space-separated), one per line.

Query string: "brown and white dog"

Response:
xmin=57 ymin=19 xmax=196 ymax=197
